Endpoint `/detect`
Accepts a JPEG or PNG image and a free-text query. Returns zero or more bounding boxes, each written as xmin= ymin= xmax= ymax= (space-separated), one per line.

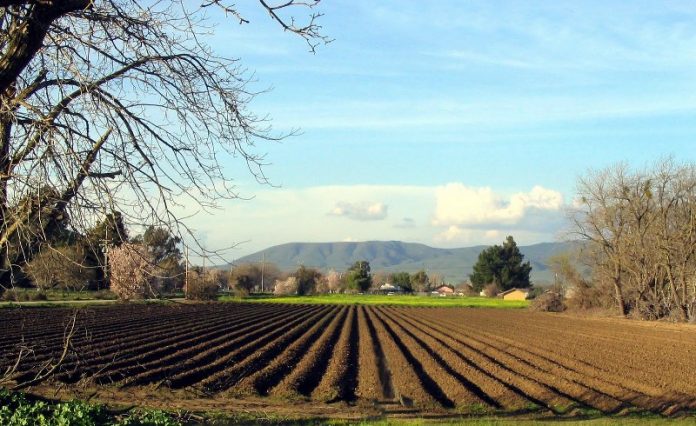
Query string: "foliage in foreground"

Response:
xmin=0 ymin=389 xmax=179 ymax=426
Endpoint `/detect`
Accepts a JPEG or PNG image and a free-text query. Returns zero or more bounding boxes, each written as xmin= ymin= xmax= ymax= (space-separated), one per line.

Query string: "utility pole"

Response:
xmin=184 ymin=246 xmax=189 ymax=299
xmin=261 ymin=253 xmax=265 ymax=293
xmin=100 ymin=218 xmax=109 ymax=291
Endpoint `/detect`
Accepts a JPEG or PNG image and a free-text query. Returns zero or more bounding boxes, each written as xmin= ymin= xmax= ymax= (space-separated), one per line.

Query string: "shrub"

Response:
xmin=109 ymin=244 xmax=157 ymax=300
xmin=30 ymin=292 xmax=47 ymax=301
xmin=483 ymin=283 xmax=499 ymax=297
xmin=1 ymin=290 xmax=18 ymax=301
xmin=185 ymin=270 xmax=220 ymax=301
xmin=565 ymin=279 xmax=611 ymax=311
xmin=0 ymin=290 xmax=40 ymax=302
xmin=93 ymin=290 xmax=117 ymax=300
xmin=26 ymin=245 xmax=97 ymax=291
xmin=530 ymin=291 xmax=566 ymax=312
xmin=526 ymin=286 xmax=546 ymax=300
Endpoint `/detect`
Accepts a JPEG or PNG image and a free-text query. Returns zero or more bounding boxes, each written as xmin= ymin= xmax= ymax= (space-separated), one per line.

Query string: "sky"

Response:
xmin=183 ymin=1 xmax=696 ymax=261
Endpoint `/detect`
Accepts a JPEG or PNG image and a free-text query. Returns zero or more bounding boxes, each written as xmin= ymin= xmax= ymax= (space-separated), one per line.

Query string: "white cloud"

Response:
xmin=433 ymin=183 xmax=563 ymax=228
xmin=433 ymin=226 xmax=506 ymax=245
xmin=175 ymin=183 xmax=565 ymax=260
xmin=435 ymin=225 xmax=467 ymax=242
xmin=484 ymin=229 xmax=501 ymax=239
xmin=328 ymin=201 xmax=388 ymax=221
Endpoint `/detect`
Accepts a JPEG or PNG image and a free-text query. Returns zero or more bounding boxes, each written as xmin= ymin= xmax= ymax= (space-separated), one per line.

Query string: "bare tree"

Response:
xmin=0 ymin=0 xmax=328 ymax=289
xmin=570 ymin=164 xmax=633 ymax=316
xmin=570 ymin=159 xmax=696 ymax=321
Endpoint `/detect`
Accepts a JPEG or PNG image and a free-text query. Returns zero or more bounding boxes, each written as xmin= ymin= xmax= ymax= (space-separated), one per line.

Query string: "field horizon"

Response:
xmin=228 ymin=240 xmax=580 ymax=284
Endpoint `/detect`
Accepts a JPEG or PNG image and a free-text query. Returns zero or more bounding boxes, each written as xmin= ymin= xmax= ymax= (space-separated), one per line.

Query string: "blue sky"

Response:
xmin=185 ymin=1 xmax=696 ymax=260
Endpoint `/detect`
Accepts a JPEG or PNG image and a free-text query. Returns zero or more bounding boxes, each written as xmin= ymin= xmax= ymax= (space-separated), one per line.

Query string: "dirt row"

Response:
xmin=2 ymin=303 xmax=694 ymax=417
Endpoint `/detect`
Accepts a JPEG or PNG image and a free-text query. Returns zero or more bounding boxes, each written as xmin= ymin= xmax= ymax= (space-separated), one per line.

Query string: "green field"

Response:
xmin=220 ymin=293 xmax=529 ymax=308
xmin=1 ymin=291 xmax=528 ymax=309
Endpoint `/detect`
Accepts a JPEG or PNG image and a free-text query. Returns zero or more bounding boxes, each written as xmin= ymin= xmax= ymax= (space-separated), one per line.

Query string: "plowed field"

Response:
xmin=1 ymin=303 xmax=695 ymax=418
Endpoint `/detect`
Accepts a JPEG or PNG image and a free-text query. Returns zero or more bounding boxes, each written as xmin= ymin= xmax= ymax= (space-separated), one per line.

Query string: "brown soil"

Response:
xmin=2 ymin=303 xmax=695 ymax=420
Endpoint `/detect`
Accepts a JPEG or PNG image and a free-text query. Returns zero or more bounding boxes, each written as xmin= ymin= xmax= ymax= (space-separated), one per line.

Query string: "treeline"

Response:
xmin=232 ymin=261 xmax=454 ymax=296
xmin=567 ymin=159 xmax=695 ymax=322
xmin=2 ymin=215 xmax=189 ymax=299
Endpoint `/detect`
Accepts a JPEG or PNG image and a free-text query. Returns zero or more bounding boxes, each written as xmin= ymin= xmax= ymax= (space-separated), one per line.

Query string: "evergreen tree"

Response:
xmin=470 ymin=236 xmax=532 ymax=292
xmin=86 ymin=212 xmax=128 ymax=248
xmin=346 ymin=260 xmax=372 ymax=292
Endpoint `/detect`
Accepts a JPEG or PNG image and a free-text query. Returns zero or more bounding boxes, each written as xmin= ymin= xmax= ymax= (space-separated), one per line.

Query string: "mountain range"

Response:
xmin=233 ymin=240 xmax=578 ymax=284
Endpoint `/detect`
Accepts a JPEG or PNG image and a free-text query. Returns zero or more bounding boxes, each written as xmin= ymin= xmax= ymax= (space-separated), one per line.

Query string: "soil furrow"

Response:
xmin=311 ymin=306 xmax=359 ymax=402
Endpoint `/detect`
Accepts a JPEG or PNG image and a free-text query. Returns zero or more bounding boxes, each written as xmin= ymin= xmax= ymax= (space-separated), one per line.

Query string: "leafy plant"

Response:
xmin=0 ymin=389 xmax=180 ymax=426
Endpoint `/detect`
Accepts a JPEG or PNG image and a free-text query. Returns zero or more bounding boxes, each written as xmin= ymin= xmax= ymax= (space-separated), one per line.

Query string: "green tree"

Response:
xmin=134 ymin=226 xmax=181 ymax=264
xmin=229 ymin=263 xmax=261 ymax=294
xmin=391 ymin=271 xmax=412 ymax=292
xmin=346 ymin=261 xmax=371 ymax=292
xmin=133 ymin=226 xmax=183 ymax=292
xmin=26 ymin=245 xmax=97 ymax=291
xmin=229 ymin=262 xmax=281 ymax=294
xmin=86 ymin=212 xmax=128 ymax=249
xmin=410 ymin=270 xmax=430 ymax=292
xmin=293 ymin=265 xmax=322 ymax=296
xmin=84 ymin=212 xmax=129 ymax=289
xmin=470 ymin=236 xmax=532 ymax=292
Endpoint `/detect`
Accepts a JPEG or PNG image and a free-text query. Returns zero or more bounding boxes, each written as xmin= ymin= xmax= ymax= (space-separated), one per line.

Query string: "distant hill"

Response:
xmin=232 ymin=240 xmax=580 ymax=284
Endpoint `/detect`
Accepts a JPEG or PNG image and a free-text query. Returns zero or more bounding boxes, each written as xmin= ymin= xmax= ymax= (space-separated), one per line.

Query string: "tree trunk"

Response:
xmin=0 ymin=93 xmax=14 ymax=288
xmin=612 ymin=277 xmax=628 ymax=316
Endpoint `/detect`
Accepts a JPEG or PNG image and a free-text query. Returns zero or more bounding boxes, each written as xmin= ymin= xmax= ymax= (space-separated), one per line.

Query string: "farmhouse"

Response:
xmin=499 ymin=288 xmax=530 ymax=301
xmin=378 ymin=283 xmax=402 ymax=293
xmin=433 ymin=285 xmax=454 ymax=295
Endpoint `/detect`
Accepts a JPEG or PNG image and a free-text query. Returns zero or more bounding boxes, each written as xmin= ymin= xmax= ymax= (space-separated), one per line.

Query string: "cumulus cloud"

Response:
xmin=432 ymin=183 xmax=563 ymax=228
xmin=328 ymin=201 xmax=388 ymax=221
xmin=435 ymin=225 xmax=467 ymax=242
xmin=434 ymin=226 xmax=506 ymax=244
xmin=178 ymin=183 xmax=565 ymax=259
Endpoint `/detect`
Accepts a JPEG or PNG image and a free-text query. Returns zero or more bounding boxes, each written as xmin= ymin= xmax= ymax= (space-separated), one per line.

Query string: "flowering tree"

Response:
xmin=109 ymin=243 xmax=156 ymax=300
xmin=325 ymin=269 xmax=343 ymax=293
xmin=273 ymin=276 xmax=298 ymax=295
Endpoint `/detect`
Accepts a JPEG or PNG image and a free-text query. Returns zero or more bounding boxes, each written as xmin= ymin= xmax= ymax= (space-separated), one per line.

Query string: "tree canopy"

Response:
xmin=293 ymin=265 xmax=322 ymax=296
xmin=410 ymin=270 xmax=429 ymax=292
xmin=391 ymin=271 xmax=412 ymax=292
xmin=470 ymin=236 xmax=532 ymax=292
xmin=345 ymin=260 xmax=371 ymax=292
